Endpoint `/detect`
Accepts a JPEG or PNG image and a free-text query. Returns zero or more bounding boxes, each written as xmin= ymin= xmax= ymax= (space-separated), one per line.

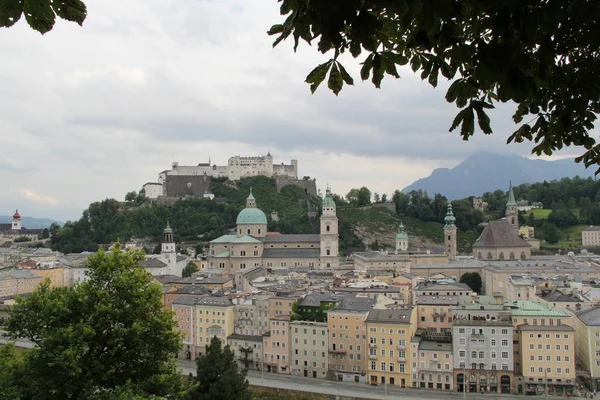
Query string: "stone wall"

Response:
xmin=274 ymin=177 xmax=317 ymax=196
xmin=164 ymin=175 xmax=212 ymax=198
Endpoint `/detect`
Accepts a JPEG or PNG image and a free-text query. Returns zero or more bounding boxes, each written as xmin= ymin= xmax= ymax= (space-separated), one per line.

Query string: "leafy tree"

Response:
xmin=373 ymin=192 xmax=380 ymax=203
xmin=357 ymin=186 xmax=371 ymax=206
xmin=0 ymin=343 xmax=26 ymax=400
xmin=5 ymin=245 xmax=187 ymax=399
xmin=183 ymin=261 xmax=199 ymax=278
xmin=459 ymin=272 xmax=482 ymax=294
xmin=13 ymin=236 xmax=31 ymax=243
xmin=270 ymin=1 xmax=600 ymax=171
xmin=125 ymin=191 xmax=137 ymax=202
xmin=540 ymin=222 xmax=561 ymax=244
xmin=191 ymin=337 xmax=251 ymax=400
xmin=0 ymin=0 xmax=87 ymax=34
xmin=346 ymin=188 xmax=360 ymax=206
xmin=381 ymin=193 xmax=387 ymax=203
xmin=41 ymin=228 xmax=50 ymax=239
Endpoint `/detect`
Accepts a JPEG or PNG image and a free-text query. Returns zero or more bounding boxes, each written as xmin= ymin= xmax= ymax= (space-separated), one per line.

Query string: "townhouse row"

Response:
xmin=168 ymin=288 xmax=593 ymax=395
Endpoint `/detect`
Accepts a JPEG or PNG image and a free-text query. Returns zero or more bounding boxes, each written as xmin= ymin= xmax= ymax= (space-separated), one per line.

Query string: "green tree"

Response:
xmin=125 ymin=191 xmax=137 ymax=202
xmin=191 ymin=337 xmax=251 ymax=400
xmin=41 ymin=228 xmax=50 ymax=239
xmin=459 ymin=272 xmax=482 ymax=294
xmin=346 ymin=188 xmax=360 ymax=206
xmin=541 ymin=222 xmax=561 ymax=244
xmin=0 ymin=0 xmax=87 ymax=34
xmin=6 ymin=245 xmax=187 ymax=399
xmin=357 ymin=186 xmax=371 ymax=206
xmin=13 ymin=236 xmax=31 ymax=243
xmin=182 ymin=261 xmax=199 ymax=278
xmin=0 ymin=343 xmax=26 ymax=400
xmin=381 ymin=193 xmax=387 ymax=203
xmin=270 ymin=1 xmax=600 ymax=171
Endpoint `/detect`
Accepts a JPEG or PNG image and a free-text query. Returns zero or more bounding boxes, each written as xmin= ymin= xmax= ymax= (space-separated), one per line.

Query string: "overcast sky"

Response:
xmin=0 ymin=0 xmax=579 ymax=222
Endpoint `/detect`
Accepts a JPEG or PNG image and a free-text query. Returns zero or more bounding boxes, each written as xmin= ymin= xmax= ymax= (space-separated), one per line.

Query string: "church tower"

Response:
xmin=161 ymin=221 xmax=176 ymax=273
xmin=11 ymin=209 xmax=21 ymax=231
xmin=319 ymin=184 xmax=339 ymax=269
xmin=505 ymin=181 xmax=518 ymax=235
xmin=395 ymin=221 xmax=409 ymax=254
xmin=444 ymin=203 xmax=457 ymax=260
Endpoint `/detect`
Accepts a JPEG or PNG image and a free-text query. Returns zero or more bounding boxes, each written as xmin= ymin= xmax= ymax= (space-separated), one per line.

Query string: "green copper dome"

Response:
xmin=236 ymin=189 xmax=267 ymax=224
xmin=323 ymin=184 xmax=336 ymax=208
xmin=395 ymin=222 xmax=408 ymax=241
xmin=236 ymin=208 xmax=267 ymax=224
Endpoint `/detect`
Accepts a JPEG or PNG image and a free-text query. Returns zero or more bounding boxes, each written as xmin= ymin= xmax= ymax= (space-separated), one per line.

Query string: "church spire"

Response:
xmin=444 ymin=203 xmax=456 ymax=228
xmin=507 ymin=181 xmax=516 ymax=206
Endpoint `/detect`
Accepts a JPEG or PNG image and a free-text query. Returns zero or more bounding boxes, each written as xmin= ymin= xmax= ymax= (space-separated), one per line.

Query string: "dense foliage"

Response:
xmin=191 ymin=337 xmax=251 ymax=400
xmin=270 ymin=1 xmax=600 ymax=171
xmin=4 ymin=246 xmax=188 ymax=399
xmin=459 ymin=272 xmax=482 ymax=294
xmin=50 ymin=177 xmax=324 ymax=254
xmin=290 ymin=300 xmax=336 ymax=323
xmin=250 ymin=387 xmax=330 ymax=400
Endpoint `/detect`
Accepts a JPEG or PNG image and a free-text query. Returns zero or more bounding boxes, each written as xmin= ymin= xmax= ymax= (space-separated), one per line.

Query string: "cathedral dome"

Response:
xmin=323 ymin=196 xmax=336 ymax=208
xmin=236 ymin=207 xmax=267 ymax=225
xmin=395 ymin=222 xmax=408 ymax=241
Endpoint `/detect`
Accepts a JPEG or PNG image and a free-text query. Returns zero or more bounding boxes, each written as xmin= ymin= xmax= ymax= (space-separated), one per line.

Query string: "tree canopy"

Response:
xmin=0 ymin=0 xmax=87 ymax=34
xmin=269 ymin=1 xmax=600 ymax=171
xmin=191 ymin=337 xmax=251 ymax=400
xmin=4 ymin=245 xmax=188 ymax=399
xmin=459 ymin=272 xmax=482 ymax=294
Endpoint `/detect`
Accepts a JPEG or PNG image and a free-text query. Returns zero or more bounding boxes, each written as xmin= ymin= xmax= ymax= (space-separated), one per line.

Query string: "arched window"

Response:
xmin=239 ymin=229 xmax=242 ymax=235
xmin=471 ymin=351 xmax=477 ymax=358
xmin=520 ymin=251 xmax=526 ymax=259
xmin=511 ymin=217 xmax=515 ymax=224
xmin=479 ymin=351 xmax=484 ymax=359
xmin=487 ymin=252 xmax=493 ymax=260
xmin=254 ymin=250 xmax=258 ymax=256
xmin=258 ymin=229 xmax=261 ymax=235
xmin=499 ymin=252 xmax=504 ymax=260
xmin=326 ymin=225 xmax=330 ymax=232
xmin=247 ymin=228 xmax=251 ymax=234
xmin=509 ymin=252 xmax=515 ymax=260
xmin=326 ymin=249 xmax=331 ymax=256
xmin=478 ymin=252 xmax=482 ymax=260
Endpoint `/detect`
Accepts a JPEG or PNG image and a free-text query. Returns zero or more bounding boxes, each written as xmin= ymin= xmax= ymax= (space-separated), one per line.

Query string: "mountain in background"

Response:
xmin=0 ymin=216 xmax=62 ymax=229
xmin=403 ymin=152 xmax=596 ymax=199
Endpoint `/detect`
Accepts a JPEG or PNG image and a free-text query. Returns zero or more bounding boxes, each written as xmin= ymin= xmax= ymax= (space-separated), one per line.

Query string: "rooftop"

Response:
xmin=262 ymin=248 xmax=320 ymax=258
xmin=328 ymin=296 xmax=376 ymax=313
xmin=263 ymin=234 xmax=320 ymax=243
xmin=419 ymin=340 xmax=452 ymax=352
xmin=227 ymin=333 xmax=263 ymax=342
xmin=366 ymin=307 xmax=414 ymax=324
xmin=473 ymin=220 xmax=531 ymax=249
xmin=577 ymin=306 xmax=600 ymax=326
xmin=518 ymin=324 xmax=575 ymax=332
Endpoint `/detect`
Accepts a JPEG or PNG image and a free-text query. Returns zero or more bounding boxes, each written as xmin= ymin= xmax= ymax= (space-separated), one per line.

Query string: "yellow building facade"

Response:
xmin=365 ymin=307 xmax=416 ymax=388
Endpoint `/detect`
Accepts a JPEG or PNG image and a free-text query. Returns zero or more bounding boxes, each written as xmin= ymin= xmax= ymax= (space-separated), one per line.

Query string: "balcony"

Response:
xmin=369 ymin=354 xmax=377 ymax=360
xmin=397 ymin=344 xmax=406 ymax=350
xmin=369 ymin=343 xmax=377 ymax=348
xmin=397 ymin=356 xmax=406 ymax=362
xmin=328 ymin=348 xmax=347 ymax=354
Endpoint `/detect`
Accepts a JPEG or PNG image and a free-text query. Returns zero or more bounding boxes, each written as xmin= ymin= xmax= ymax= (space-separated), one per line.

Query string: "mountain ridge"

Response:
xmin=403 ymin=152 xmax=595 ymax=199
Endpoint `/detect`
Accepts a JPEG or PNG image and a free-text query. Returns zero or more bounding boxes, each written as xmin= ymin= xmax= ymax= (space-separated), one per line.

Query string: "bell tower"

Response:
xmin=319 ymin=184 xmax=339 ymax=269
xmin=505 ymin=181 xmax=518 ymax=235
xmin=11 ymin=209 xmax=22 ymax=231
xmin=161 ymin=222 xmax=176 ymax=273
xmin=444 ymin=203 xmax=457 ymax=260
xmin=395 ymin=221 xmax=409 ymax=254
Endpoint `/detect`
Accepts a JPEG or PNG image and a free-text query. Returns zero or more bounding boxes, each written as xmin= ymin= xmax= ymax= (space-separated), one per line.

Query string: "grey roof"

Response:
xmin=0 ymin=223 xmax=12 ymax=231
xmin=262 ymin=248 xmax=320 ymax=258
xmin=194 ymin=295 xmax=234 ymax=307
xmin=0 ymin=269 xmax=40 ymax=280
xmin=329 ymin=296 xmax=376 ymax=313
xmin=298 ymin=292 xmax=348 ymax=307
xmin=473 ymin=220 xmax=531 ymax=248
xmin=538 ymin=290 xmax=582 ymax=302
xmin=172 ymin=295 xmax=205 ymax=306
xmin=419 ymin=340 xmax=452 ymax=352
xmin=152 ymin=274 xmax=185 ymax=284
xmin=415 ymin=282 xmax=473 ymax=292
xmin=227 ymin=333 xmax=263 ymax=342
xmin=416 ymin=295 xmax=469 ymax=305
xmin=176 ymin=255 xmax=187 ymax=262
xmin=366 ymin=308 xmax=414 ymax=324
xmin=577 ymin=306 xmax=600 ymax=326
xmin=139 ymin=258 xmax=167 ymax=268
xmin=263 ymin=234 xmax=320 ymax=243
xmin=518 ymin=324 xmax=575 ymax=332
xmin=353 ymin=251 xmax=409 ymax=261
xmin=172 ymin=286 xmax=209 ymax=295
xmin=584 ymin=226 xmax=600 ymax=232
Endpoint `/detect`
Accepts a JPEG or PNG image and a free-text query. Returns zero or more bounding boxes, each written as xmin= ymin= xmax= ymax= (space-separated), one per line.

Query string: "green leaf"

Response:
xmin=328 ymin=63 xmax=343 ymax=95
xmin=305 ymin=61 xmax=332 ymax=94
xmin=360 ymin=53 xmax=374 ymax=81
xmin=371 ymin=53 xmax=384 ymax=88
xmin=51 ymin=0 xmax=86 ymax=26
xmin=337 ymin=62 xmax=354 ymax=86
xmin=267 ymin=24 xmax=284 ymax=35
xmin=23 ymin=0 xmax=55 ymax=34
xmin=0 ymin=0 xmax=23 ymax=28
xmin=445 ymin=79 xmax=463 ymax=103
xmin=473 ymin=102 xmax=493 ymax=134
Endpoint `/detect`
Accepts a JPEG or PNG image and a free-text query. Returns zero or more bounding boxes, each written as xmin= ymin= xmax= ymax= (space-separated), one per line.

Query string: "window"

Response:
xmin=491 ymin=351 xmax=497 ymax=359
xmin=471 ymin=351 xmax=477 ymax=358
xmin=491 ymin=339 xmax=496 ymax=346
xmin=381 ymin=362 xmax=386 ymax=371
xmin=459 ymin=350 xmax=465 ymax=357
xmin=502 ymin=352 xmax=509 ymax=359
xmin=501 ymin=339 xmax=508 ymax=346
xmin=371 ymin=361 xmax=376 ymax=370
xmin=459 ymin=338 xmax=466 ymax=345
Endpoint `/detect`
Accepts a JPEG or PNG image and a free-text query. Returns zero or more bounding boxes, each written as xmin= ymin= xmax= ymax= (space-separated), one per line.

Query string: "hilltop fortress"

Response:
xmin=143 ymin=153 xmax=317 ymax=200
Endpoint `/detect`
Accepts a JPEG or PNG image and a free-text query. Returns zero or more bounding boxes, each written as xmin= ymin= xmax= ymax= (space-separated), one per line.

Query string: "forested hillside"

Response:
xmin=50 ymin=177 xmax=344 ymax=254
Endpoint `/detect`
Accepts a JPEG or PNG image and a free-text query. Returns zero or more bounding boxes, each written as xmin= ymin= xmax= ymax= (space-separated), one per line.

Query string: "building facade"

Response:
xmin=583 ymin=226 xmax=600 ymax=247
xmin=290 ymin=321 xmax=329 ymax=379
xmin=365 ymin=307 xmax=416 ymax=388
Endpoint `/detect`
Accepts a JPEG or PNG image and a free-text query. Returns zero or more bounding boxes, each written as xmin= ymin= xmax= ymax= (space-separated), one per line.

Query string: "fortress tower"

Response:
xmin=444 ymin=203 xmax=457 ymax=260
xmin=319 ymin=184 xmax=339 ymax=269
